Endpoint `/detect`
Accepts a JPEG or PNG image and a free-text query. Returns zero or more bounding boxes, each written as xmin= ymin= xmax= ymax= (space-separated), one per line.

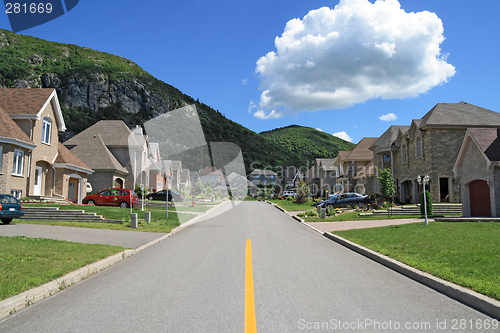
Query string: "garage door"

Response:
xmin=469 ymin=180 xmax=491 ymax=217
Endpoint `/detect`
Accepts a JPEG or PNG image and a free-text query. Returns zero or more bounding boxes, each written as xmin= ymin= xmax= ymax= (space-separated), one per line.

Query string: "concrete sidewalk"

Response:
xmin=0 ymin=223 xmax=167 ymax=249
xmin=307 ymin=218 xmax=433 ymax=232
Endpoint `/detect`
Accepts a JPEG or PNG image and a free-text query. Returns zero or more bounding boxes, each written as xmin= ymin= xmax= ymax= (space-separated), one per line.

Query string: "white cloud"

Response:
xmin=253 ymin=109 xmax=284 ymax=120
xmin=242 ymin=79 xmax=248 ymax=85
xmin=254 ymin=0 xmax=455 ymax=117
xmin=333 ymin=131 xmax=353 ymax=142
xmin=379 ymin=113 xmax=398 ymax=121
xmin=316 ymin=128 xmax=324 ymax=132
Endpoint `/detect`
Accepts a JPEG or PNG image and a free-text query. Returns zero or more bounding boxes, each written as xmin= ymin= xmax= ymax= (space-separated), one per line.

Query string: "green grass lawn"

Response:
xmin=18 ymin=204 xmax=187 ymax=233
xmin=334 ymin=222 xmax=500 ymax=300
xmin=0 ymin=236 xmax=124 ymax=301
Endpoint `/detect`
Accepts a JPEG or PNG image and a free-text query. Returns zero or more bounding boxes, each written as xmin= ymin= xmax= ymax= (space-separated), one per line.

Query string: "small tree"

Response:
xmin=293 ymin=180 xmax=310 ymax=204
xmin=377 ymin=168 xmax=395 ymax=215
xmin=420 ymin=190 xmax=433 ymax=216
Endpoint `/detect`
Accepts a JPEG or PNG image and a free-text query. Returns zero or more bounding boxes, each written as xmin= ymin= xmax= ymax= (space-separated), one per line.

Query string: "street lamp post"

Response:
xmin=417 ymin=175 xmax=430 ymax=226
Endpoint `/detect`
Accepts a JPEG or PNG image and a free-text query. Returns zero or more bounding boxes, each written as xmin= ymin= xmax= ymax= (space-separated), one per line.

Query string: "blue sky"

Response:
xmin=1 ymin=0 xmax=499 ymax=144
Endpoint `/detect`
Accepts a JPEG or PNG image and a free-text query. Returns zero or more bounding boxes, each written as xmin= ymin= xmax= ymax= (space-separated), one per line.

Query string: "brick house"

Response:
xmin=0 ymin=88 xmax=92 ymax=202
xmin=372 ymin=102 xmax=500 ymax=204
xmin=453 ymin=128 xmax=500 ymax=217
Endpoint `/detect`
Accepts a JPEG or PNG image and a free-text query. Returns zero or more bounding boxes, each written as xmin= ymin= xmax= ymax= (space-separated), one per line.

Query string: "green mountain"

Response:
xmin=260 ymin=125 xmax=355 ymax=161
xmin=0 ymin=29 xmax=348 ymax=173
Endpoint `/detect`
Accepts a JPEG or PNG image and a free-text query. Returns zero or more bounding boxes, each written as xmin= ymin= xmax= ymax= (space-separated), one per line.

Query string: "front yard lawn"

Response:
xmin=0 ymin=236 xmax=124 ymax=301
xmin=334 ymin=222 xmax=500 ymax=300
xmin=18 ymin=204 xmax=187 ymax=233
xmin=267 ymin=199 xmax=315 ymax=211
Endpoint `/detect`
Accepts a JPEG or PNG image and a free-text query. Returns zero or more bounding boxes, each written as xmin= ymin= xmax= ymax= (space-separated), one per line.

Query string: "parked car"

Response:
xmin=315 ymin=193 xmax=369 ymax=208
xmin=146 ymin=190 xmax=184 ymax=202
xmin=283 ymin=191 xmax=297 ymax=197
xmin=0 ymin=194 xmax=24 ymax=224
xmin=82 ymin=188 xmax=140 ymax=208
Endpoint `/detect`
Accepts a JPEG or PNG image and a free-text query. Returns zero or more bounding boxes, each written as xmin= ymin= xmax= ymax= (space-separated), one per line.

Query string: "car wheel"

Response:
xmin=326 ymin=204 xmax=333 ymax=209
xmin=1 ymin=218 xmax=12 ymax=224
xmin=119 ymin=201 xmax=129 ymax=208
xmin=357 ymin=202 xmax=364 ymax=208
xmin=87 ymin=199 xmax=95 ymax=205
xmin=171 ymin=198 xmax=175 ymax=202
xmin=147 ymin=196 xmax=153 ymax=201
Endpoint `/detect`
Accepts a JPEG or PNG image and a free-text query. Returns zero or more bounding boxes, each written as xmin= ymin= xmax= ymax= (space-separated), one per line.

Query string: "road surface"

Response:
xmin=0 ymin=201 xmax=494 ymax=332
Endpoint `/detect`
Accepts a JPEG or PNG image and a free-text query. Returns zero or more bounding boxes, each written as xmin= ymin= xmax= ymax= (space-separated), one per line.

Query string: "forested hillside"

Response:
xmin=261 ymin=125 xmax=355 ymax=161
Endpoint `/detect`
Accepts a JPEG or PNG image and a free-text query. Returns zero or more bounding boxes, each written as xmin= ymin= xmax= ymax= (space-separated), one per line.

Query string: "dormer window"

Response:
xmin=42 ymin=117 xmax=51 ymax=144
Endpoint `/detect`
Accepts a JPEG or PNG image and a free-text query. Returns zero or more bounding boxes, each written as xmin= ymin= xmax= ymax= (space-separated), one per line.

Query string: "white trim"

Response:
xmin=53 ymin=163 xmax=93 ymax=175
xmin=0 ymin=137 xmax=37 ymax=150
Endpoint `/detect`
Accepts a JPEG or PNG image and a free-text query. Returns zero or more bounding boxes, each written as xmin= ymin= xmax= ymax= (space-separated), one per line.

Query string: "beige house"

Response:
xmin=454 ymin=128 xmax=500 ymax=217
xmin=64 ymin=120 xmax=149 ymax=193
xmin=0 ymin=88 xmax=92 ymax=202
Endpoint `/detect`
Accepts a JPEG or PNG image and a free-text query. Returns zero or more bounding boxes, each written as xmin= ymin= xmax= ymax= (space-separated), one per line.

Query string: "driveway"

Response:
xmin=0 ymin=223 xmax=166 ymax=249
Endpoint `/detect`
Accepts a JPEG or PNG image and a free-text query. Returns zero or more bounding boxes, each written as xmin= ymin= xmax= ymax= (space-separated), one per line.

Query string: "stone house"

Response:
xmin=371 ymin=102 xmax=500 ymax=204
xmin=305 ymin=158 xmax=337 ymax=197
xmin=148 ymin=142 xmax=164 ymax=192
xmin=199 ymin=166 xmax=224 ymax=187
xmin=0 ymin=88 xmax=92 ymax=203
xmin=64 ymin=120 xmax=149 ymax=193
xmin=453 ymin=128 xmax=500 ymax=217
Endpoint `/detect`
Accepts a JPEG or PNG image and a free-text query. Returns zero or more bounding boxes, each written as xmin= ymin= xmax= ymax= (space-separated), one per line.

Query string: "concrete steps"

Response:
xmin=20 ymin=207 xmax=123 ymax=223
xmin=371 ymin=204 xmax=462 ymax=216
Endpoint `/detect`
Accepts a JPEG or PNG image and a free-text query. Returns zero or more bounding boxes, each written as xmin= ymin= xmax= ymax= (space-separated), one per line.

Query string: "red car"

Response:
xmin=83 ymin=188 xmax=140 ymax=208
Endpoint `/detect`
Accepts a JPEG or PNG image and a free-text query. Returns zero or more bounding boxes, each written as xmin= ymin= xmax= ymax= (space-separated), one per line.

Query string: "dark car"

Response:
xmin=315 ymin=193 xmax=369 ymax=208
xmin=147 ymin=190 xmax=184 ymax=202
xmin=83 ymin=188 xmax=140 ymax=208
xmin=0 ymin=194 xmax=24 ymax=224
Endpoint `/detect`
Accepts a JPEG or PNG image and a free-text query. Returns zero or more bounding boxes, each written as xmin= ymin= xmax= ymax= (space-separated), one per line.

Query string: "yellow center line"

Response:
xmin=245 ymin=239 xmax=257 ymax=333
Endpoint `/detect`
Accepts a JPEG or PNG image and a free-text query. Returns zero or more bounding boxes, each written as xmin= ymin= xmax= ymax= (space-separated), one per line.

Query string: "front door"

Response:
xmin=34 ymin=167 xmax=42 ymax=195
xmin=68 ymin=180 xmax=77 ymax=203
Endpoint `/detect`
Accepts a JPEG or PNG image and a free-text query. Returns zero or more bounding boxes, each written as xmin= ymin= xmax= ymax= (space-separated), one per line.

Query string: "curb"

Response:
xmin=268 ymin=201 xmax=500 ymax=320
xmin=0 ymin=202 xmax=224 ymax=320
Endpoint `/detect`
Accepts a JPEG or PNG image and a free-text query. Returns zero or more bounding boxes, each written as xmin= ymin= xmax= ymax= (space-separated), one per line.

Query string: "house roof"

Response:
xmin=54 ymin=143 xmax=93 ymax=174
xmin=171 ymin=160 xmax=182 ymax=171
xmin=249 ymin=169 xmax=278 ymax=176
xmin=468 ymin=128 xmax=500 ymax=162
xmin=317 ymin=158 xmax=337 ymax=171
xmin=420 ymin=102 xmax=500 ymax=128
xmin=0 ymin=88 xmax=66 ymax=131
xmin=180 ymin=169 xmax=191 ymax=184
xmin=354 ymin=158 xmax=375 ymax=179
xmin=200 ymin=166 xmax=218 ymax=175
xmin=369 ymin=125 xmax=410 ymax=151
xmin=337 ymin=151 xmax=350 ymax=162
xmin=69 ymin=134 xmax=128 ymax=174
xmin=345 ymin=137 xmax=377 ymax=161
xmin=0 ymin=106 xmax=36 ymax=149
xmin=64 ymin=120 xmax=136 ymax=147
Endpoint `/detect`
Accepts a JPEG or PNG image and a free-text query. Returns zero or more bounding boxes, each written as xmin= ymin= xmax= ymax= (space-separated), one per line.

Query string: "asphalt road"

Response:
xmin=0 ymin=201 xmax=494 ymax=332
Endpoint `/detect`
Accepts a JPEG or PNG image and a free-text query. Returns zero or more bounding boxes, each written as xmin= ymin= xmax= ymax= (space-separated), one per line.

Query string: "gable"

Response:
xmin=0 ymin=88 xmax=66 ymax=131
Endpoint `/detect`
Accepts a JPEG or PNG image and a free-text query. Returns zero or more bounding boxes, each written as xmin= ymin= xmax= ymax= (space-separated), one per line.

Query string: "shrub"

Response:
xmin=420 ymin=190 xmax=433 ymax=216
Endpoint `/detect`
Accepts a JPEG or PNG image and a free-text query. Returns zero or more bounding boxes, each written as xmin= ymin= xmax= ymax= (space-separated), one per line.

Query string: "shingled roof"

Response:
xmin=69 ymin=134 xmax=128 ymax=174
xmin=64 ymin=120 xmax=136 ymax=147
xmin=0 ymin=88 xmax=66 ymax=131
xmin=345 ymin=137 xmax=377 ymax=161
xmin=369 ymin=125 xmax=410 ymax=151
xmin=0 ymin=106 xmax=36 ymax=149
xmin=468 ymin=128 xmax=500 ymax=162
xmin=54 ymin=143 xmax=93 ymax=173
xmin=420 ymin=102 xmax=500 ymax=128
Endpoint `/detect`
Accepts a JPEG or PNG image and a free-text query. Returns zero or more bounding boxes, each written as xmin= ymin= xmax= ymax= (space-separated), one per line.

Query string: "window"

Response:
xmin=402 ymin=144 xmax=408 ymax=164
xmin=12 ymin=150 xmax=24 ymax=175
xmin=42 ymin=117 xmax=51 ymax=144
xmin=11 ymin=190 xmax=22 ymax=199
xmin=416 ymin=137 xmax=422 ymax=158
xmin=383 ymin=155 xmax=391 ymax=162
